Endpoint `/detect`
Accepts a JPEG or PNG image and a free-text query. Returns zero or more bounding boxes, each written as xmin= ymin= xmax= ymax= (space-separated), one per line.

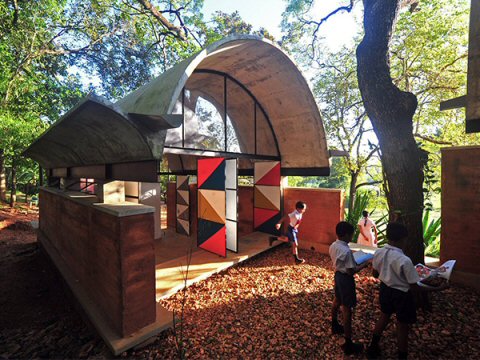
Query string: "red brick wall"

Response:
xmin=238 ymin=186 xmax=254 ymax=237
xmin=167 ymin=182 xmax=176 ymax=228
xmin=441 ymin=147 xmax=480 ymax=275
xmin=39 ymin=189 xmax=156 ymax=337
xmin=166 ymin=183 xmax=344 ymax=254
xmin=284 ymin=187 xmax=344 ymax=254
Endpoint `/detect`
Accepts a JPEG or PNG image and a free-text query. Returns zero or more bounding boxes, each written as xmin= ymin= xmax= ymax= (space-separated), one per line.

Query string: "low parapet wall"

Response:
xmin=441 ymin=146 xmax=480 ymax=290
xmin=167 ymin=183 xmax=344 ymax=253
xmin=39 ymin=187 xmax=156 ymax=337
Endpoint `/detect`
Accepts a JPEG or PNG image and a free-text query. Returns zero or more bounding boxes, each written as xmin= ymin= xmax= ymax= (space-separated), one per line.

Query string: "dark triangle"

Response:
xmin=178 ymin=176 xmax=189 ymax=191
xmin=199 ymin=160 xmax=225 ymax=190
xmin=197 ymin=218 xmax=225 ymax=246
xmin=255 ymin=212 xmax=282 ymax=236
xmin=176 ymin=220 xmax=188 ymax=236
xmin=176 ymin=191 xmax=188 ymax=206
xmin=178 ymin=207 xmax=189 ymax=221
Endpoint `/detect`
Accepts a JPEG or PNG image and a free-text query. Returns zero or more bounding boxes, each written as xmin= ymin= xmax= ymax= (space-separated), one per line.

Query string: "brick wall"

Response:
xmin=441 ymin=147 xmax=480 ymax=277
xmin=167 ymin=183 xmax=344 ymax=253
xmin=39 ymin=188 xmax=156 ymax=337
xmin=284 ymin=187 xmax=344 ymax=254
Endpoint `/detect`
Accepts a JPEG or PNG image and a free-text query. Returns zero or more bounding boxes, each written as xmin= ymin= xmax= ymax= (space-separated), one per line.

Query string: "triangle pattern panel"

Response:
xmin=200 ymin=159 xmax=226 ymax=191
xmin=198 ymin=158 xmax=225 ymax=189
xmin=254 ymin=186 xmax=280 ymax=211
xmin=177 ymin=190 xmax=189 ymax=206
xmin=198 ymin=218 xmax=225 ymax=245
xmin=254 ymin=161 xmax=278 ymax=184
xmin=176 ymin=204 xmax=189 ymax=221
xmin=198 ymin=189 xmax=226 ymax=224
xmin=199 ymin=225 xmax=226 ymax=257
xmin=256 ymin=162 xmax=280 ymax=186
xmin=255 ymin=212 xmax=282 ymax=235
xmin=176 ymin=219 xmax=189 ymax=236
xmin=176 ymin=176 xmax=189 ymax=191
xmin=254 ymin=207 xmax=279 ymax=229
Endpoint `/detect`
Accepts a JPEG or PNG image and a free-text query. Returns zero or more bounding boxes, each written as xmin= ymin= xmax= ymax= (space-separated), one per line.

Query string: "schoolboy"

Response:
xmin=367 ymin=222 xmax=447 ymax=359
xmin=269 ymin=201 xmax=306 ymax=264
xmin=329 ymin=221 xmax=370 ymax=355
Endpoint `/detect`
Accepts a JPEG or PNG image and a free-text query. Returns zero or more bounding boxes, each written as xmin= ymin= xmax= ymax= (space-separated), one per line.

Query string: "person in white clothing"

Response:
xmin=357 ymin=210 xmax=378 ymax=247
xmin=269 ymin=201 xmax=306 ymax=264
xmin=366 ymin=222 xmax=448 ymax=360
xmin=329 ymin=221 xmax=370 ymax=355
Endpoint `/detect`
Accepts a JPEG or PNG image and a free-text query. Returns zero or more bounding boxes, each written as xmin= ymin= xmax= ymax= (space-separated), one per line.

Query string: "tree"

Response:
xmin=356 ymin=0 xmax=429 ymax=266
xmin=313 ymin=46 xmax=380 ymax=215
xmin=0 ymin=0 xmax=204 ymax=205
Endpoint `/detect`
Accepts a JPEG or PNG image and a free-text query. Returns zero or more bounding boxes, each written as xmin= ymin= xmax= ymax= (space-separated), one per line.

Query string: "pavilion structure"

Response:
xmin=24 ymin=35 xmax=345 ymax=354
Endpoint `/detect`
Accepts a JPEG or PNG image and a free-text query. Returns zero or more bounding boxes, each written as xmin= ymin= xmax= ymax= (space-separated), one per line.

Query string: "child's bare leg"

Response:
xmin=396 ymin=321 xmax=409 ymax=358
xmin=341 ymin=305 xmax=352 ymax=339
xmin=331 ymin=296 xmax=341 ymax=321
xmin=367 ymin=312 xmax=391 ymax=357
xmin=373 ymin=312 xmax=391 ymax=336
xmin=292 ymin=242 xmax=297 ymax=255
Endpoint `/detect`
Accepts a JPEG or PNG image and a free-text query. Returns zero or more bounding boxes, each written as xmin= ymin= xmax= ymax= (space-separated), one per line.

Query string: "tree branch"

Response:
xmin=355 ymin=180 xmax=383 ymax=189
xmin=414 ymin=133 xmax=453 ymax=145
xmin=135 ymin=0 xmax=187 ymax=41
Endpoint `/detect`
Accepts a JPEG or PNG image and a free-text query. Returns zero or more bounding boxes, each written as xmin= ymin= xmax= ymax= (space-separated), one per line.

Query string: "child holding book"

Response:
xmin=367 ymin=222 xmax=448 ymax=359
xmin=269 ymin=201 xmax=306 ymax=264
xmin=329 ymin=221 xmax=370 ymax=355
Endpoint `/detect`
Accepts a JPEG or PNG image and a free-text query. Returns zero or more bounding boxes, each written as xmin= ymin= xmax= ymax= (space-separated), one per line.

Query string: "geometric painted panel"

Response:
xmin=225 ymin=158 xmax=238 ymax=253
xmin=176 ymin=175 xmax=190 ymax=236
xmin=254 ymin=161 xmax=281 ymax=235
xmin=254 ymin=161 xmax=280 ymax=186
xmin=198 ymin=189 xmax=226 ymax=224
xmin=198 ymin=158 xmax=226 ymax=257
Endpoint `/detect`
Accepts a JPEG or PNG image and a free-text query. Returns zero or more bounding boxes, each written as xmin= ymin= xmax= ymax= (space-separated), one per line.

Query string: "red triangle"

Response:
xmin=198 ymin=158 xmax=225 ymax=189
xmin=254 ymin=208 xmax=278 ymax=228
xmin=200 ymin=226 xmax=226 ymax=257
xmin=256 ymin=163 xmax=280 ymax=186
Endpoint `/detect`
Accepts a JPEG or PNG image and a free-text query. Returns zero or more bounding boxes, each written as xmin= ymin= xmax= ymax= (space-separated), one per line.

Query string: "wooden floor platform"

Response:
xmin=154 ymin=231 xmax=282 ymax=300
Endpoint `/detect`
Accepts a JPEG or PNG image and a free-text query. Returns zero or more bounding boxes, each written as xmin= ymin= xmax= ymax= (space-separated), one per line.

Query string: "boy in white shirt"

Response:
xmin=270 ymin=201 xmax=306 ymax=264
xmin=357 ymin=210 xmax=378 ymax=247
xmin=329 ymin=221 xmax=370 ymax=355
xmin=367 ymin=222 xmax=447 ymax=359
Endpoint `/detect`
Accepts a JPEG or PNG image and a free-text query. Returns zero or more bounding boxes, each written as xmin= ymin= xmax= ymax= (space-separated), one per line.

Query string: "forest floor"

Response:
xmin=1 ymin=205 xmax=479 ymax=359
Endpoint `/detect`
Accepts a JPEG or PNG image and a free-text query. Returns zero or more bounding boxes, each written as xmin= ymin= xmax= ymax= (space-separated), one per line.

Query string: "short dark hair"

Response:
xmin=362 ymin=210 xmax=369 ymax=217
xmin=296 ymin=201 xmax=306 ymax=210
xmin=336 ymin=221 xmax=355 ymax=237
xmin=386 ymin=222 xmax=408 ymax=242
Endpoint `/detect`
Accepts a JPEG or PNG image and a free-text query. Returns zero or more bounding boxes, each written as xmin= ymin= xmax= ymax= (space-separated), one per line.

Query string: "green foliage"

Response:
xmin=287 ymin=157 xmax=349 ymax=189
xmin=345 ymin=191 xmax=371 ymax=242
xmin=199 ymin=11 xmax=275 ymax=45
xmin=423 ymin=211 xmax=441 ymax=257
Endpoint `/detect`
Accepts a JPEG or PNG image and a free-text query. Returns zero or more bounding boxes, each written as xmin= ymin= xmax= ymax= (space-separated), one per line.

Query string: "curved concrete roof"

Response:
xmin=26 ymin=35 xmax=330 ymax=174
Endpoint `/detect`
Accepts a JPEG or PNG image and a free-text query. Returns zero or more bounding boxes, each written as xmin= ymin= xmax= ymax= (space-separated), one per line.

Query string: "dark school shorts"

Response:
xmin=286 ymin=225 xmax=298 ymax=245
xmin=334 ymin=271 xmax=357 ymax=308
xmin=379 ymin=282 xmax=417 ymax=324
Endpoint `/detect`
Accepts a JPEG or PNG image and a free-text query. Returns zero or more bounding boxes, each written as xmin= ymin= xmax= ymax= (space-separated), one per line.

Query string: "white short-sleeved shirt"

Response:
xmin=373 ymin=244 xmax=420 ymax=292
xmin=329 ymin=240 xmax=357 ymax=274
xmin=357 ymin=217 xmax=376 ymax=246
xmin=288 ymin=210 xmax=303 ymax=228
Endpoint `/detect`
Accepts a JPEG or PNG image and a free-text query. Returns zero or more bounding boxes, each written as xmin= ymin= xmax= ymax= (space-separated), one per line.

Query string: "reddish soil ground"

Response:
xmin=1 ymin=205 xmax=479 ymax=359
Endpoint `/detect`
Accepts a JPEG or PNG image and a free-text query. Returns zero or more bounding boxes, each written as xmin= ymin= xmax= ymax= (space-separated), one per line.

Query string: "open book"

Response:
xmin=415 ymin=260 xmax=456 ymax=288
xmin=353 ymin=250 xmax=374 ymax=265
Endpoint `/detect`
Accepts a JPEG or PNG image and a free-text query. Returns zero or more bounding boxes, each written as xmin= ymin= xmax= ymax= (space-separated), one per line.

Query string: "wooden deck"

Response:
xmin=154 ymin=230 xmax=282 ymax=300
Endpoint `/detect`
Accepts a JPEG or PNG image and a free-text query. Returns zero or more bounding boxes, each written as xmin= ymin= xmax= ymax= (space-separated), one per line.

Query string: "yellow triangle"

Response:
xmin=198 ymin=190 xmax=226 ymax=224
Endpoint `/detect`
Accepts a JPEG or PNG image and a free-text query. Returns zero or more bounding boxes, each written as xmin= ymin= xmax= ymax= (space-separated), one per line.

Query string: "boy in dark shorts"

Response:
xmin=269 ymin=201 xmax=306 ymax=264
xmin=367 ymin=222 xmax=447 ymax=359
xmin=329 ymin=221 xmax=370 ymax=355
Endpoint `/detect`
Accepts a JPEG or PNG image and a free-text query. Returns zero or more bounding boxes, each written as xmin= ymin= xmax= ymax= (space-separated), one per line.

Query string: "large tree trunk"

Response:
xmin=9 ymin=163 xmax=16 ymax=207
xmin=0 ymin=149 xmax=6 ymax=202
xmin=348 ymin=171 xmax=359 ymax=217
xmin=356 ymin=0 xmax=425 ymax=266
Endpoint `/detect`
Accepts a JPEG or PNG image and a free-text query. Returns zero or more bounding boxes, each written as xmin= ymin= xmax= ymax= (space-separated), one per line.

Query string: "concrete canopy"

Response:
xmin=26 ymin=35 xmax=330 ymax=175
